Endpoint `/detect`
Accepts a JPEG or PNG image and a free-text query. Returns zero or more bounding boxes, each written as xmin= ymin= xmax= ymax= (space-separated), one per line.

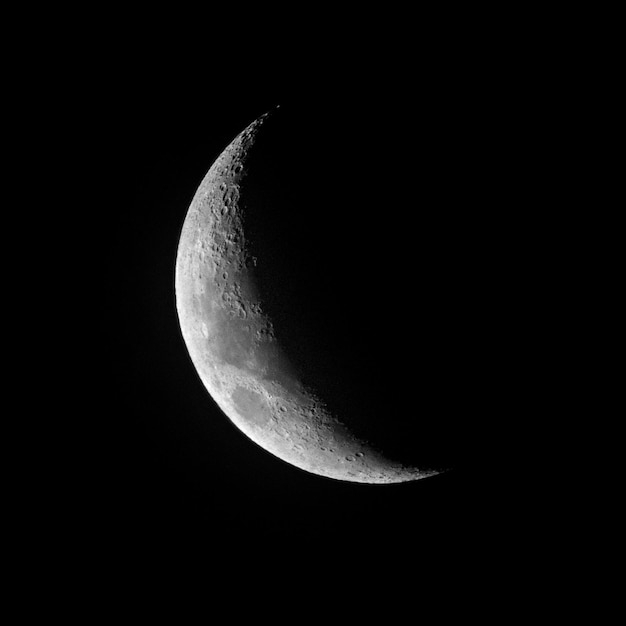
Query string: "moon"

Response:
xmin=175 ymin=109 xmax=443 ymax=483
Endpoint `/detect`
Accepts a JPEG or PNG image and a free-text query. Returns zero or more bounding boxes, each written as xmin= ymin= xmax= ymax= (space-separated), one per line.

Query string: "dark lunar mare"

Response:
xmin=236 ymin=104 xmax=494 ymax=471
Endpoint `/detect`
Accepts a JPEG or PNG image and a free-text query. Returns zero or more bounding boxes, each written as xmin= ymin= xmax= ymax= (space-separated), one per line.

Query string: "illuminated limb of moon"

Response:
xmin=175 ymin=112 xmax=438 ymax=483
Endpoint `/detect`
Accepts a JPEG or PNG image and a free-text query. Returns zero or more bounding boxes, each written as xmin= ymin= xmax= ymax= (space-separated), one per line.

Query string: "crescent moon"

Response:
xmin=175 ymin=110 xmax=439 ymax=483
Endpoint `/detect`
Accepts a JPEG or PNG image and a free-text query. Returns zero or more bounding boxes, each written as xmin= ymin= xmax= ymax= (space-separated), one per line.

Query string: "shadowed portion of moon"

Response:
xmin=176 ymin=104 xmax=477 ymax=482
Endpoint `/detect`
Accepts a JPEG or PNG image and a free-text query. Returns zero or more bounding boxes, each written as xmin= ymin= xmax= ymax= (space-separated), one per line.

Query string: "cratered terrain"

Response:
xmin=176 ymin=105 xmax=469 ymax=483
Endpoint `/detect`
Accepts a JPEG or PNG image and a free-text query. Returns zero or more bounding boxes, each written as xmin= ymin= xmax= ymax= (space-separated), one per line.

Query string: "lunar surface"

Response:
xmin=175 ymin=109 xmax=444 ymax=483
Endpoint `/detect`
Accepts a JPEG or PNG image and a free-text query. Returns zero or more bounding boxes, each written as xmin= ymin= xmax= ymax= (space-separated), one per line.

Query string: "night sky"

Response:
xmin=3 ymin=9 xmax=582 ymax=612
xmin=74 ymin=59 xmax=539 ymax=582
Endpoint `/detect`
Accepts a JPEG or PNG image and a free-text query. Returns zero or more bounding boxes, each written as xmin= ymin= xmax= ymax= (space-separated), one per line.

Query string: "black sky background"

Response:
xmin=5 ymin=9 xmax=602 ymax=613
xmin=51 ymin=41 xmax=561 ymax=589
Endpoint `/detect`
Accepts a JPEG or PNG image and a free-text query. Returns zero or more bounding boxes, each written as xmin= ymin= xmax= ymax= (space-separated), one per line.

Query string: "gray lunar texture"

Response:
xmin=175 ymin=111 xmax=438 ymax=483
